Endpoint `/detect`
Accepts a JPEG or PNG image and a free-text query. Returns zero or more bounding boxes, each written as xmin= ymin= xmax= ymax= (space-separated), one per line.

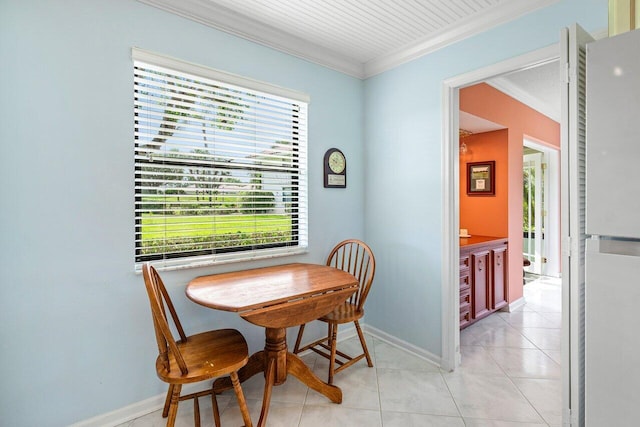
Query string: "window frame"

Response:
xmin=132 ymin=48 xmax=309 ymax=271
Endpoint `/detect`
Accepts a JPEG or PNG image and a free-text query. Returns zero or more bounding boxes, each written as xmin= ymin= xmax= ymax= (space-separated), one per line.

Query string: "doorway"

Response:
xmin=523 ymin=149 xmax=544 ymax=275
xmin=523 ymin=138 xmax=561 ymax=278
xmin=443 ymin=51 xmax=566 ymax=424
xmin=441 ymin=44 xmax=560 ymax=371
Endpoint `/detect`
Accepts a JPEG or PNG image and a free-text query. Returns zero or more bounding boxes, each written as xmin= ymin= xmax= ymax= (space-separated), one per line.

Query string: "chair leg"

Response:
xmin=211 ymin=388 xmax=221 ymax=427
xmin=230 ymin=371 xmax=253 ymax=427
xmin=293 ymin=324 xmax=306 ymax=354
xmin=354 ymin=320 xmax=373 ymax=367
xmin=162 ymin=384 xmax=174 ymax=418
xmin=328 ymin=323 xmax=338 ymax=385
xmin=193 ymin=396 xmax=200 ymax=427
xmin=166 ymin=384 xmax=181 ymax=427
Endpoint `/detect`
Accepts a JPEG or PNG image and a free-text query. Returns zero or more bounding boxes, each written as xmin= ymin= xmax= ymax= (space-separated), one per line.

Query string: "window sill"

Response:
xmin=134 ymin=246 xmax=309 ymax=273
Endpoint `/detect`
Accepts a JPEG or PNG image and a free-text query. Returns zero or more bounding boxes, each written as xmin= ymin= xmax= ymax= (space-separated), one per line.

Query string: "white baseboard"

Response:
xmin=503 ymin=296 xmax=526 ymax=312
xmin=72 ymin=322 xmax=441 ymax=426
xmin=362 ymin=324 xmax=442 ymax=369
xmin=68 ymin=394 xmax=163 ymax=427
xmin=68 ymin=383 xmax=203 ymax=427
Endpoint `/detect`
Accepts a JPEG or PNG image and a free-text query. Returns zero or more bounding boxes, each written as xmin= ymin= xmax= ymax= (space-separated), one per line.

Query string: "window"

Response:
xmin=133 ymin=48 xmax=308 ymax=270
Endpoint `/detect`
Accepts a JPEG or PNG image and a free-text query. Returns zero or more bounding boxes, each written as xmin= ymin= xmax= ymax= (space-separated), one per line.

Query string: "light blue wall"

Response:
xmin=363 ymin=0 xmax=607 ymax=354
xmin=0 ymin=0 xmax=363 ymax=425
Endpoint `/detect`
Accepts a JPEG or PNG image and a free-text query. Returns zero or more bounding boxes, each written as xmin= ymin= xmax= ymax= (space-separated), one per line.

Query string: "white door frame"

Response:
xmin=523 ymin=138 xmax=561 ymax=277
xmin=441 ymin=44 xmax=559 ymax=372
xmin=523 ymin=151 xmax=544 ymax=274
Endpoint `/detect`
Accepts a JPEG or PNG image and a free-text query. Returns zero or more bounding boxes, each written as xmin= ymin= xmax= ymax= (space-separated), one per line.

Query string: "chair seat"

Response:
xmin=157 ymin=329 xmax=248 ymax=384
xmin=320 ymin=302 xmax=364 ymax=324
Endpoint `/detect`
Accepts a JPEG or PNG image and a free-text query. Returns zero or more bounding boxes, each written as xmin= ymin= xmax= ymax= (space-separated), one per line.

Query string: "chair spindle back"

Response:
xmin=142 ymin=263 xmax=189 ymax=375
xmin=326 ymin=239 xmax=376 ymax=312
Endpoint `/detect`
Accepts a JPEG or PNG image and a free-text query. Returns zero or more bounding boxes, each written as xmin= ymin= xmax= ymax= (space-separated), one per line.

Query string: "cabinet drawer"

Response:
xmin=460 ymin=273 xmax=470 ymax=290
xmin=460 ymin=307 xmax=471 ymax=328
xmin=460 ymin=287 xmax=471 ymax=305
xmin=460 ymin=255 xmax=470 ymax=269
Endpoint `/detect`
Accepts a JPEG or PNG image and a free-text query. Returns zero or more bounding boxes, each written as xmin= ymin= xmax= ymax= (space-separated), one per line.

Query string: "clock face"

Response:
xmin=323 ymin=148 xmax=346 ymax=188
xmin=328 ymin=151 xmax=346 ymax=173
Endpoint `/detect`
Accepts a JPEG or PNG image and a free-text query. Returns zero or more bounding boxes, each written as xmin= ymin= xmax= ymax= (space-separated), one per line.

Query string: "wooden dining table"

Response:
xmin=185 ymin=262 xmax=359 ymax=427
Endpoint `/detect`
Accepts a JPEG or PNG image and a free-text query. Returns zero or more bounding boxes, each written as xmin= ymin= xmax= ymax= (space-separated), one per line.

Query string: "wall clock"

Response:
xmin=323 ymin=148 xmax=346 ymax=188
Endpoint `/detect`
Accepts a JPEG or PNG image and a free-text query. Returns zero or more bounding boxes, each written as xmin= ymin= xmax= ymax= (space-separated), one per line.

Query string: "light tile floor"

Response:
xmin=121 ymin=275 xmax=562 ymax=427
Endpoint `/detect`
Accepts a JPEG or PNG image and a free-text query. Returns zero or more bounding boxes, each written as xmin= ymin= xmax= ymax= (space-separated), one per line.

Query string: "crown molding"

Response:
xmin=138 ymin=0 xmax=560 ymax=80
xmin=364 ymin=0 xmax=561 ymax=77
xmin=137 ymin=0 xmax=365 ymax=78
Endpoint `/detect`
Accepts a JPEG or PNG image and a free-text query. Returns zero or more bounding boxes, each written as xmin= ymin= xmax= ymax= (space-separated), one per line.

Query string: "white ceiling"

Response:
xmin=139 ymin=0 xmax=559 ymax=78
xmin=139 ymin=0 xmax=562 ymax=124
xmin=488 ymin=60 xmax=561 ymax=121
xmin=459 ymin=111 xmax=506 ymax=134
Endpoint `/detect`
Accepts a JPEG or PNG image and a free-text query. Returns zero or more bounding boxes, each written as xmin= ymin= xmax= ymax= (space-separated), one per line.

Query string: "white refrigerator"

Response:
xmin=585 ymin=28 xmax=640 ymax=426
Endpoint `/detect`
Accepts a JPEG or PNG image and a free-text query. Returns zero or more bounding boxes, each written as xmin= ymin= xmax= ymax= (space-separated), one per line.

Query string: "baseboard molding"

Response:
xmin=68 ymin=394 xmax=162 ymax=427
xmin=503 ymin=296 xmax=526 ymax=312
xmin=362 ymin=324 xmax=442 ymax=369
xmin=72 ymin=323 xmax=441 ymax=426
xmin=302 ymin=322 xmax=443 ymax=369
xmin=68 ymin=383 xmax=202 ymax=427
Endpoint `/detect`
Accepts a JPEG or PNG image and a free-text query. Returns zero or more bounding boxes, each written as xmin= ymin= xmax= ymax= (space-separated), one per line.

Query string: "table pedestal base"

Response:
xmin=213 ymin=327 xmax=342 ymax=427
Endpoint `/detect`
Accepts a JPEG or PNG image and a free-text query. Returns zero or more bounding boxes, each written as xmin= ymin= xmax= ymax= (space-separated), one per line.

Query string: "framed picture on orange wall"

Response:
xmin=467 ymin=161 xmax=495 ymax=196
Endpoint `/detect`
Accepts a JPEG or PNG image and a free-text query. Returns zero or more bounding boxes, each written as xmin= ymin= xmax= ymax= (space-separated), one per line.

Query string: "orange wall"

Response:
xmin=460 ymin=83 xmax=560 ymax=303
xmin=460 ymin=129 xmax=508 ymax=237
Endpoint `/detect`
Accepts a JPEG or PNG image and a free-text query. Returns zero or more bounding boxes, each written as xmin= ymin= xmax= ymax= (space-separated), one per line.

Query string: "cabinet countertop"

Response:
xmin=460 ymin=235 xmax=508 ymax=249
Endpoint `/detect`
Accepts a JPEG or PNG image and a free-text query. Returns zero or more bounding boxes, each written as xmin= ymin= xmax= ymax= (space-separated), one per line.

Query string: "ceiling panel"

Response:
xmin=139 ymin=0 xmax=559 ymax=78
xmin=204 ymin=0 xmax=506 ymax=63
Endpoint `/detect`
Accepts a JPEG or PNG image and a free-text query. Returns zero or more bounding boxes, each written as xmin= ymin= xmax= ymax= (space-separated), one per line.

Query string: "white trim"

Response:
xmin=136 ymin=0 xmax=364 ymax=78
xmin=504 ymin=296 xmax=527 ymax=313
xmin=365 ymin=0 xmax=561 ymax=77
xmin=68 ymin=394 xmax=161 ymax=427
xmin=363 ymin=324 xmax=442 ymax=369
xmin=69 ymin=382 xmax=206 ymax=427
xmin=138 ymin=247 xmax=309 ymax=273
xmin=444 ymin=44 xmax=560 ymax=89
xmin=442 ymin=44 xmax=561 ymax=372
xmin=523 ymin=138 xmax=561 ymax=278
xmin=137 ymin=0 xmax=560 ymax=79
xmin=132 ymin=47 xmax=311 ymax=103
xmin=441 ymin=81 xmax=460 ymax=373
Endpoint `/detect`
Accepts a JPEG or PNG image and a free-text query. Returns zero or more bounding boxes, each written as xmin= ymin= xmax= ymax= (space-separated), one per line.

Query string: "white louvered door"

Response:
xmin=560 ymin=23 xmax=593 ymax=427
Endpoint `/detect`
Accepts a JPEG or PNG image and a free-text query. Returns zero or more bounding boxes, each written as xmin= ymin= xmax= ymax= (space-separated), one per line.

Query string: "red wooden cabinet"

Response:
xmin=460 ymin=236 xmax=509 ymax=329
xmin=471 ymin=249 xmax=491 ymax=320
xmin=492 ymin=245 xmax=508 ymax=311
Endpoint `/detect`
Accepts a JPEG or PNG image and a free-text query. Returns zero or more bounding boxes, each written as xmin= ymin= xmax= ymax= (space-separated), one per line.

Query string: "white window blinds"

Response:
xmin=133 ymin=48 xmax=308 ymax=270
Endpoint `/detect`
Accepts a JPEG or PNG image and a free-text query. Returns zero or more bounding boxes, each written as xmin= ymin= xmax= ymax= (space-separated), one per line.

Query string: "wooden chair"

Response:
xmin=141 ymin=263 xmax=253 ymax=427
xmin=293 ymin=239 xmax=376 ymax=384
